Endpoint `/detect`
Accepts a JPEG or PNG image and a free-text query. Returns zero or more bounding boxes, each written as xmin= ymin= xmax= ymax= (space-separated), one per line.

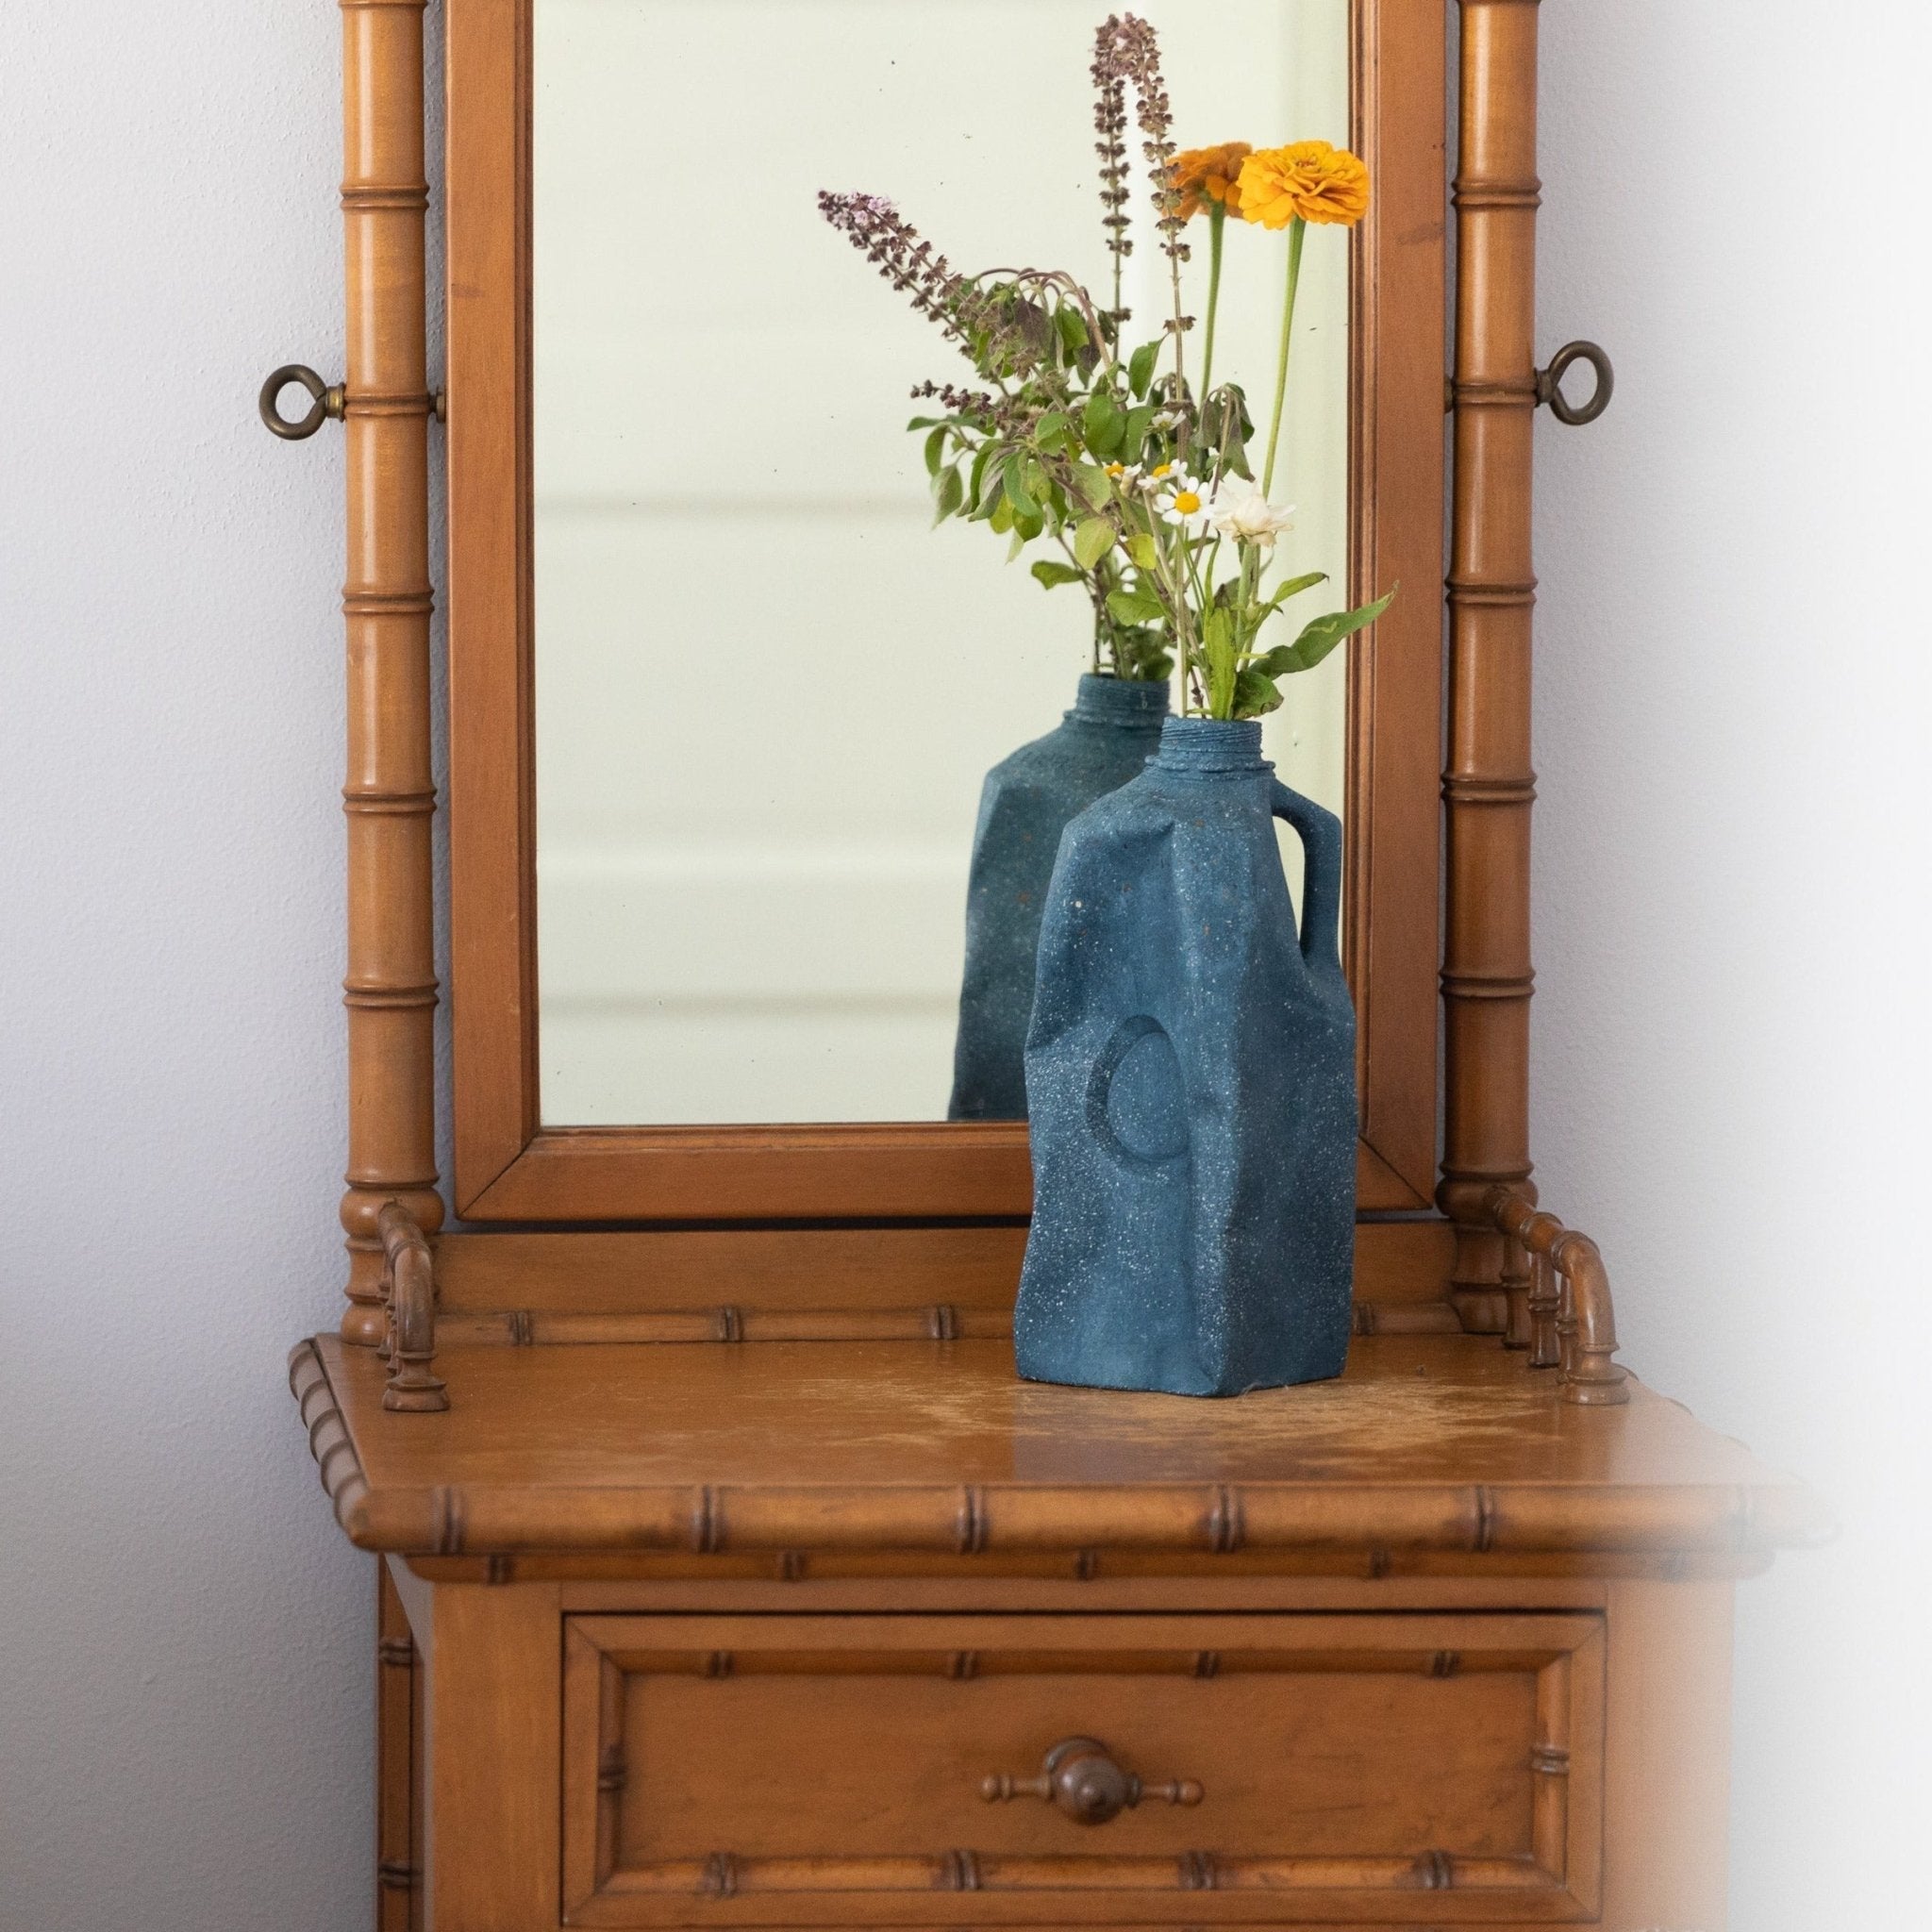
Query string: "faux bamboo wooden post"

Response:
xmin=1440 ymin=0 xmax=1541 ymax=1333
xmin=340 ymin=0 xmax=441 ymax=1343
xmin=375 ymin=1566 xmax=420 ymax=1927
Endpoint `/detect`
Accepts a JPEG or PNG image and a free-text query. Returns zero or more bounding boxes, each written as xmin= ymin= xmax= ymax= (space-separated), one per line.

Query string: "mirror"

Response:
xmin=532 ymin=0 xmax=1351 ymax=1126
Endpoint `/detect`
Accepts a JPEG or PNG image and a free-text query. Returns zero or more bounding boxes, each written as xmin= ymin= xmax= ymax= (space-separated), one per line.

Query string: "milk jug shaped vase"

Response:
xmin=948 ymin=674 xmax=1169 ymax=1120
xmin=1014 ymin=717 xmax=1357 ymax=1396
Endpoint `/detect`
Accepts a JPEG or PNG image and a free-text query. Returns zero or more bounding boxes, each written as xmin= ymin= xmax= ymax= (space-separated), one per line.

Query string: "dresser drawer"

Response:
xmin=560 ymin=1611 xmax=1603 ymax=1925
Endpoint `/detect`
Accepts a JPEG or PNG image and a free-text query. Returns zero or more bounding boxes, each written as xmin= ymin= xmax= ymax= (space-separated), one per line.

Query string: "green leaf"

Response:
xmin=1121 ymin=405 xmax=1156 ymax=461
xmin=924 ymin=426 xmax=947 ymax=477
xmin=1012 ymin=510 xmax=1044 ymax=542
xmin=1082 ymin=389 xmax=1124 ymax=458
xmin=967 ymin=442 xmax=997 ymax=512
xmin=1232 ymin=668 xmax=1286 ymax=719
xmin=907 ymin=415 xmax=944 ymax=431
xmin=1198 ymin=385 xmax=1255 ymax=479
xmin=1069 ymin=462 xmax=1114 ymax=511
xmin=1021 ymin=457 xmax=1052 ymax=507
xmin=1111 ymin=624 xmax=1174 ymax=683
xmin=1031 ymin=559 xmax=1086 ymax=590
xmin=1007 ymin=525 xmax=1029 ymax=561
xmin=988 ymin=494 xmax=1015 ymax=535
xmin=1265 ymin=588 xmax=1396 ymax=675
xmin=932 ymin=465 xmax=964 ymax=525
xmin=1199 ymin=383 xmax=1255 ymax=447
xmin=1202 ymin=607 xmax=1240 ymax=717
xmin=1127 ymin=341 xmax=1161 ymax=400
xmin=1126 ymin=532 xmax=1159 ymax=571
xmin=1002 ymin=455 xmax=1041 ymax=521
xmin=1264 ymin=570 xmax=1328 ymax=610
xmin=1107 ymin=587 xmax=1167 ymax=627
xmin=1036 ymin=411 xmax=1071 ymax=455
xmin=1055 ymin=305 xmax=1091 ymax=360
xmin=1073 ymin=518 xmax=1116 ymax=569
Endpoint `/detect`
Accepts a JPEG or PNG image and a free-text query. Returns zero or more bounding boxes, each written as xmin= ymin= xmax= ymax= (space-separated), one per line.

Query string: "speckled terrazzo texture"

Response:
xmin=1015 ymin=716 xmax=1357 ymax=1396
xmin=948 ymin=675 xmax=1170 ymax=1120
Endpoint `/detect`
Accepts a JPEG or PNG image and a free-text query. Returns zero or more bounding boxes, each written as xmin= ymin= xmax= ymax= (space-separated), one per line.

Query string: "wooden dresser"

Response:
xmin=292 ymin=1224 xmax=1822 ymax=1930
xmin=274 ymin=1 xmax=1824 ymax=1926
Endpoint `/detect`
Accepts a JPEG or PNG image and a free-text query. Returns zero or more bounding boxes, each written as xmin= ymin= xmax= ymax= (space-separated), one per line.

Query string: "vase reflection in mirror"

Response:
xmin=1015 ymin=716 xmax=1357 ymax=1396
xmin=948 ymin=674 xmax=1169 ymax=1120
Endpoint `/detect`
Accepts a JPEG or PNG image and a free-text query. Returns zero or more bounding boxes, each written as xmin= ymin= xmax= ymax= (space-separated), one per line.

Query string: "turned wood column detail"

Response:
xmin=1440 ymin=0 xmax=1541 ymax=1333
xmin=340 ymin=0 xmax=441 ymax=1343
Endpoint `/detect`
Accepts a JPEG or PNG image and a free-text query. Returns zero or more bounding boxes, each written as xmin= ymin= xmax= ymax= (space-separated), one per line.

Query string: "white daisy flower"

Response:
xmin=1154 ymin=470 xmax=1213 ymax=535
xmin=1140 ymin=459 xmax=1179 ymax=491
xmin=1151 ymin=408 xmax=1184 ymax=431
xmin=1209 ymin=481 xmax=1297 ymax=552
xmin=1104 ymin=460 xmax=1141 ymax=490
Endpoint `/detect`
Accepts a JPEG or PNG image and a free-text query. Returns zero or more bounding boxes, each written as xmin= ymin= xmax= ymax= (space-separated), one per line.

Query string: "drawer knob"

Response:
xmin=979 ymin=1736 xmax=1203 ymax=1825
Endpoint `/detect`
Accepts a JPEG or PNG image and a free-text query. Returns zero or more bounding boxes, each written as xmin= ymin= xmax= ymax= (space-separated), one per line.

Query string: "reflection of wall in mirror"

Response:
xmin=533 ymin=0 xmax=1349 ymax=1125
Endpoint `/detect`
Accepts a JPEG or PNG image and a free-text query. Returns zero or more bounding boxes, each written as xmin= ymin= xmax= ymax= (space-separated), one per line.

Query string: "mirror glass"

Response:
xmin=533 ymin=0 xmax=1351 ymax=1124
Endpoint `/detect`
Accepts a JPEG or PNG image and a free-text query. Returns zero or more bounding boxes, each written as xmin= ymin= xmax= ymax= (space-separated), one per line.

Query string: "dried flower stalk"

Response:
xmin=1093 ymin=14 xmax=1192 ymax=388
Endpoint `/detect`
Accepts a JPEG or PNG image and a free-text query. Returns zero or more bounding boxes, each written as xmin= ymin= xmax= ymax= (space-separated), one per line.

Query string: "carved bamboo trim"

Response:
xmin=427 ymin=1300 xmax=1458 ymax=1348
xmin=337 ymin=0 xmax=441 ymax=1344
xmin=378 ymin=1200 xmax=446 ymax=1411
xmin=290 ymin=1341 xmax=371 ymax=1538
xmin=375 ymin=1568 xmax=419 ymax=1932
xmin=291 ymin=1353 xmax=1829 ymax=1560
xmin=619 ymin=1848 xmax=1558 ymax=1898
xmin=309 ymin=1468 xmax=1827 ymax=1561
xmin=1440 ymin=0 xmax=1543 ymax=1335
xmin=1485 ymin=1190 xmax=1628 ymax=1405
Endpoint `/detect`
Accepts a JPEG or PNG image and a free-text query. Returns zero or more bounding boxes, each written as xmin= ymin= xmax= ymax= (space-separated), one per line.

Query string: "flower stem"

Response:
xmin=1260 ymin=217 xmax=1306 ymax=499
xmin=1152 ymin=526 xmax=1194 ymax=713
xmin=1200 ymin=206 xmax=1225 ymax=402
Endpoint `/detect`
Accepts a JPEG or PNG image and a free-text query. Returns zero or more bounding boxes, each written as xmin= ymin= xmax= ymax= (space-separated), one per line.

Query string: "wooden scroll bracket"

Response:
xmin=1485 ymin=1188 xmax=1628 ymax=1407
xmin=377 ymin=1200 xmax=446 ymax=1412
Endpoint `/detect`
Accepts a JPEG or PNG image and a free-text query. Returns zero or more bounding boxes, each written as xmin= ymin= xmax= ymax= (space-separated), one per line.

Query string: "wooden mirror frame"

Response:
xmin=435 ymin=0 xmax=1446 ymax=1227
xmin=338 ymin=0 xmax=1541 ymax=1336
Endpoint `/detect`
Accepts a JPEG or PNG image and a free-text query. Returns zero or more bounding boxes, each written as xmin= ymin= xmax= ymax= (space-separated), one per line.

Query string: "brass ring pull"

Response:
xmin=980 ymin=1737 xmax=1203 ymax=1825
xmin=1536 ymin=341 xmax=1613 ymax=426
xmin=259 ymin=363 xmax=345 ymax=441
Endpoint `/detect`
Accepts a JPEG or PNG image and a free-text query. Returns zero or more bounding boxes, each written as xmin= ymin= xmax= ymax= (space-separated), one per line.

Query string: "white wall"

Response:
xmin=2 ymin=1 xmax=1924 ymax=1926
xmin=1532 ymin=4 xmax=1932 ymax=1924
xmin=1 ymin=1 xmax=376 ymax=1924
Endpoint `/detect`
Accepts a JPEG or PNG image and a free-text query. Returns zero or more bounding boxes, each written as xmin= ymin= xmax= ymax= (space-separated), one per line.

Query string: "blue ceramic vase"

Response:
xmin=1014 ymin=716 xmax=1357 ymax=1396
xmin=948 ymin=675 xmax=1170 ymax=1120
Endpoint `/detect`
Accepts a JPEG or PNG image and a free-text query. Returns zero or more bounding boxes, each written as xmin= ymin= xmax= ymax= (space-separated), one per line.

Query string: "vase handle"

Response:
xmin=1270 ymin=782 xmax=1344 ymax=975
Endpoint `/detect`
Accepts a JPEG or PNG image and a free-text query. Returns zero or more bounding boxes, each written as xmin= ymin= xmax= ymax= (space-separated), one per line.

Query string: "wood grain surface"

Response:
xmin=291 ymin=1334 xmax=1824 ymax=1566
xmin=560 ymin=1612 xmax=1604 ymax=1926
xmin=1440 ymin=0 xmax=1545 ymax=1332
xmin=338 ymin=0 xmax=442 ymax=1341
xmin=430 ymin=1220 xmax=1455 ymax=1314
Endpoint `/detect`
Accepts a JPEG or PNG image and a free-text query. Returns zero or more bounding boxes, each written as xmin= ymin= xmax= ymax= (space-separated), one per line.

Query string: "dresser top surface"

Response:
xmin=295 ymin=1333 xmax=1824 ymax=1563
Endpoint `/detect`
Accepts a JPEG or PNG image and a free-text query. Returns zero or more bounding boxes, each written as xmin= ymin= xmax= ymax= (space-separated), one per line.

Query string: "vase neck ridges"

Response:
xmin=1154 ymin=716 xmax=1269 ymax=774
xmin=1069 ymin=673 xmax=1171 ymax=726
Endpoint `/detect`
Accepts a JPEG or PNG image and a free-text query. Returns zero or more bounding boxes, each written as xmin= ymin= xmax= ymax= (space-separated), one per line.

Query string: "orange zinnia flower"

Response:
xmin=1235 ymin=141 xmax=1371 ymax=229
xmin=1168 ymin=142 xmax=1253 ymax=221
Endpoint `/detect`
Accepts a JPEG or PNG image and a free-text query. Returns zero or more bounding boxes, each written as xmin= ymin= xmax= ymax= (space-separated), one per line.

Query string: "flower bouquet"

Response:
xmin=820 ymin=11 xmax=1391 ymax=720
